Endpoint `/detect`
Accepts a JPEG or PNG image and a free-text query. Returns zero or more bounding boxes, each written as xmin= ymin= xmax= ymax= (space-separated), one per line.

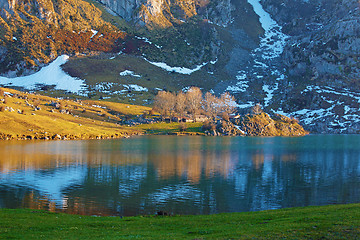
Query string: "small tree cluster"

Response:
xmin=153 ymin=87 xmax=237 ymax=120
xmin=251 ymin=103 xmax=263 ymax=115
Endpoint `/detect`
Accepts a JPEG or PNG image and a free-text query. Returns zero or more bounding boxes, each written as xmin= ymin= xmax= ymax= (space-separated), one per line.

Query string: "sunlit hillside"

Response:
xmin=0 ymin=87 xmax=148 ymax=140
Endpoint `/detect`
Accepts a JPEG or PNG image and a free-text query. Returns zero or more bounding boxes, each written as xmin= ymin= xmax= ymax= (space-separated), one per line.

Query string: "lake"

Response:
xmin=0 ymin=135 xmax=360 ymax=216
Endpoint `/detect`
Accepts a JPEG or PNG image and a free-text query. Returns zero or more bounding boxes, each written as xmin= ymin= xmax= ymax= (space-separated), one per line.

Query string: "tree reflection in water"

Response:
xmin=0 ymin=135 xmax=360 ymax=216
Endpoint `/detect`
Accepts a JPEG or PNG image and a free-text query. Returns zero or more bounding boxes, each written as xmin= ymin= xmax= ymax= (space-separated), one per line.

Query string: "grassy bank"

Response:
xmin=0 ymin=88 xmax=203 ymax=140
xmin=0 ymin=204 xmax=359 ymax=239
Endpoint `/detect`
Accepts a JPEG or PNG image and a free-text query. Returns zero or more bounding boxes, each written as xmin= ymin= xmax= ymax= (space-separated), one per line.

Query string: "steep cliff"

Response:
xmin=98 ymin=0 xmax=207 ymax=27
xmin=257 ymin=0 xmax=360 ymax=133
xmin=261 ymin=0 xmax=360 ymax=87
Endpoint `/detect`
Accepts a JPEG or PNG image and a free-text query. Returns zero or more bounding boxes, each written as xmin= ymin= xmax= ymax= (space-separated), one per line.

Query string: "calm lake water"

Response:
xmin=0 ymin=135 xmax=360 ymax=216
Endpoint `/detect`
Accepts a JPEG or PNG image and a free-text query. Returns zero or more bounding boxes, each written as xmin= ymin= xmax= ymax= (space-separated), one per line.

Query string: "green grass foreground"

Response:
xmin=1 ymin=204 xmax=359 ymax=239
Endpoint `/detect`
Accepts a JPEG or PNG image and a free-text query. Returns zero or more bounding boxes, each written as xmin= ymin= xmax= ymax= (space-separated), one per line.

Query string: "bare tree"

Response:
xmin=166 ymin=92 xmax=177 ymax=118
xmin=220 ymin=92 xmax=236 ymax=115
xmin=175 ymin=91 xmax=186 ymax=118
xmin=186 ymin=87 xmax=203 ymax=120
xmin=153 ymin=91 xmax=176 ymax=118
xmin=203 ymin=92 xmax=220 ymax=120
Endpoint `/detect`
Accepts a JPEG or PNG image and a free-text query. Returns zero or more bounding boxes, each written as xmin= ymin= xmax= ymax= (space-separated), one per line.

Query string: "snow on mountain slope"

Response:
xmin=0 ymin=55 xmax=85 ymax=93
xmin=247 ymin=0 xmax=288 ymax=59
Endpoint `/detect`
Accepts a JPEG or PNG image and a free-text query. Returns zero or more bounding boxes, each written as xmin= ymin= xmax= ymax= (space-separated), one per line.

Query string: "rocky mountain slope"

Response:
xmin=0 ymin=0 xmax=359 ymax=133
xmin=0 ymin=0 xmax=127 ymax=76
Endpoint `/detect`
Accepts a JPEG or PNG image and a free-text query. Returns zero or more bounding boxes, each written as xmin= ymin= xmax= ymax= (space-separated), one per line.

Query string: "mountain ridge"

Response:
xmin=0 ymin=0 xmax=359 ymax=133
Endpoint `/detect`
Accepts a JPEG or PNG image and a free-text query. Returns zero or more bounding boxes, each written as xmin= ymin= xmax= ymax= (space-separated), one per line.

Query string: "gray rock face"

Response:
xmin=0 ymin=0 xmax=15 ymax=17
xmin=98 ymin=0 xmax=141 ymax=21
xmin=255 ymin=0 xmax=360 ymax=133
xmin=98 ymin=0 xmax=233 ymax=26
xmin=262 ymin=0 xmax=360 ymax=86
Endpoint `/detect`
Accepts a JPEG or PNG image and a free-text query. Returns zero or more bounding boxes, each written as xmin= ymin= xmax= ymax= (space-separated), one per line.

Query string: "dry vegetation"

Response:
xmin=153 ymin=87 xmax=236 ymax=120
xmin=0 ymin=0 xmax=127 ymax=74
xmin=0 ymin=88 xmax=150 ymax=140
xmin=0 ymin=87 xmax=308 ymax=140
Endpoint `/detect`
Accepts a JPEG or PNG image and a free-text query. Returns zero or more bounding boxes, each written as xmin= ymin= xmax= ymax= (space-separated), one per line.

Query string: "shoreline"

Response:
xmin=0 ymin=87 xmax=307 ymax=140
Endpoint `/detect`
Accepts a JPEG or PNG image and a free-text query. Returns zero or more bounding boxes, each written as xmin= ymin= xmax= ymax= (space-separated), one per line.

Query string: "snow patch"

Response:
xmin=135 ymin=36 xmax=162 ymax=49
xmin=124 ymin=84 xmax=148 ymax=92
xmin=237 ymin=102 xmax=254 ymax=109
xmin=226 ymin=81 xmax=249 ymax=93
xmin=234 ymin=125 xmax=247 ymax=135
xmin=263 ymin=83 xmax=278 ymax=107
xmin=120 ymin=70 xmax=141 ymax=78
xmin=144 ymin=58 xmax=208 ymax=75
xmin=247 ymin=0 xmax=289 ymax=59
xmin=90 ymin=30 xmax=98 ymax=38
xmin=0 ymin=55 xmax=85 ymax=93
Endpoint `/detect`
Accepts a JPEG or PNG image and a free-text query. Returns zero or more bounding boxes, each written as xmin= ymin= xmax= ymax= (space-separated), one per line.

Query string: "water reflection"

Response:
xmin=0 ymin=135 xmax=360 ymax=216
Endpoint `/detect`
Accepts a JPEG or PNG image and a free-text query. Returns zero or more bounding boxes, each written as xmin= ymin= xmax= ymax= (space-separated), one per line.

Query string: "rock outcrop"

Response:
xmin=233 ymin=113 xmax=309 ymax=137
xmin=97 ymin=0 xmax=233 ymax=28
xmin=266 ymin=0 xmax=360 ymax=87
xmin=203 ymin=112 xmax=308 ymax=137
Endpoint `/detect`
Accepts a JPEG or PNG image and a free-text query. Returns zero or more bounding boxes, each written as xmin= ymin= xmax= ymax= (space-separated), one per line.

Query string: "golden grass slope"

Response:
xmin=0 ymin=88 xmax=150 ymax=140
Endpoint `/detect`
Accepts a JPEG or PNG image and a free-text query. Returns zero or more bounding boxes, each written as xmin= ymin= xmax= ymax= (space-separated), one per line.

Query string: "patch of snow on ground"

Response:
xmin=90 ymin=30 xmax=98 ymax=38
xmin=274 ymin=85 xmax=360 ymax=132
xmin=226 ymin=81 xmax=249 ymax=92
xmin=247 ymin=0 xmax=288 ymax=59
xmin=0 ymin=55 xmax=85 ymax=93
xmin=94 ymin=82 xmax=117 ymax=93
xmin=236 ymin=72 xmax=247 ymax=80
xmin=144 ymin=58 xmax=208 ymax=75
xmin=263 ymin=83 xmax=278 ymax=106
xmin=210 ymin=58 xmax=218 ymax=65
xmin=234 ymin=125 xmax=247 ymax=135
xmin=237 ymin=102 xmax=254 ymax=109
xmin=228 ymin=0 xmax=288 ymax=102
xmin=120 ymin=70 xmax=141 ymax=78
xmin=135 ymin=36 xmax=162 ymax=49
xmin=182 ymin=86 xmax=191 ymax=92
xmin=254 ymin=60 xmax=268 ymax=68
xmin=124 ymin=84 xmax=148 ymax=92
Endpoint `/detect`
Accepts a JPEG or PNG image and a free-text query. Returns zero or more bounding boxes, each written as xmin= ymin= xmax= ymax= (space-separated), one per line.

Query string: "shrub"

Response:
xmin=0 ymin=106 xmax=4 ymax=112
xmin=142 ymin=111 xmax=149 ymax=118
xmin=251 ymin=103 xmax=263 ymax=115
xmin=33 ymin=99 xmax=41 ymax=108
xmin=290 ymin=117 xmax=299 ymax=124
xmin=202 ymin=120 xmax=216 ymax=131
xmin=221 ymin=112 xmax=230 ymax=121
xmin=179 ymin=122 xmax=187 ymax=132
xmin=0 ymin=89 xmax=3 ymax=97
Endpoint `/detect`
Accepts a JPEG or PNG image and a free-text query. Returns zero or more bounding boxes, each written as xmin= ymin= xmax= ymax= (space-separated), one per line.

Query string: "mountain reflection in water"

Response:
xmin=0 ymin=135 xmax=359 ymax=216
